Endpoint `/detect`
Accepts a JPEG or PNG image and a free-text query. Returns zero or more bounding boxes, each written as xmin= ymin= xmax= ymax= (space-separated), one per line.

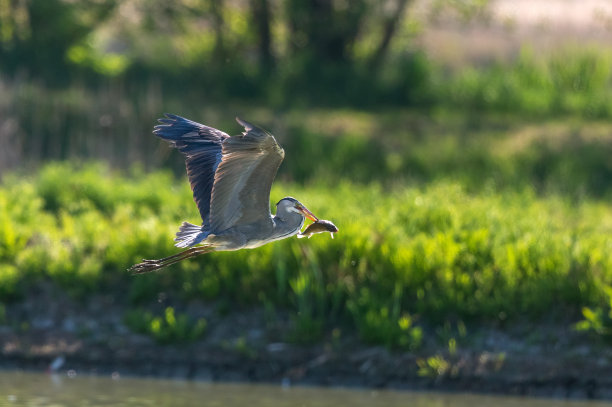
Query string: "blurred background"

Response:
xmin=2 ymin=0 xmax=612 ymax=400
xmin=2 ymin=0 xmax=612 ymax=176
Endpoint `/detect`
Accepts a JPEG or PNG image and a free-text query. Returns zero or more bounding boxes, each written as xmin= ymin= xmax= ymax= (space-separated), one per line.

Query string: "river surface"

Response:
xmin=1 ymin=371 xmax=611 ymax=407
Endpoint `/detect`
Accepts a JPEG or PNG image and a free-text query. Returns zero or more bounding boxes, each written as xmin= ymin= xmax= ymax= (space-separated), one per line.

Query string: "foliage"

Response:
xmin=417 ymin=354 xmax=452 ymax=378
xmin=0 ymin=0 xmax=117 ymax=81
xmin=575 ymin=286 xmax=612 ymax=340
xmin=3 ymin=1 xmax=612 ymax=114
xmin=0 ymin=0 xmax=426 ymax=105
xmin=347 ymin=285 xmax=423 ymax=349
xmin=2 ymin=163 xmax=612 ymax=346
xmin=124 ymin=306 xmax=207 ymax=344
xmin=440 ymin=48 xmax=612 ymax=118
xmin=4 ymin=75 xmax=612 ymax=199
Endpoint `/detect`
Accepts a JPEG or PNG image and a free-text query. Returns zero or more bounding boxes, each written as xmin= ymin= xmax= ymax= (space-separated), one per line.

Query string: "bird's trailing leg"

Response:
xmin=129 ymin=246 xmax=214 ymax=274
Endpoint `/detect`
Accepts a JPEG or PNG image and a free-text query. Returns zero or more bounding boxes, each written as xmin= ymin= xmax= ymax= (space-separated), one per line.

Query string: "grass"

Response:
xmin=575 ymin=285 xmax=612 ymax=341
xmin=2 ymin=162 xmax=612 ymax=346
xmin=124 ymin=307 xmax=207 ymax=345
xmin=438 ymin=47 xmax=612 ymax=118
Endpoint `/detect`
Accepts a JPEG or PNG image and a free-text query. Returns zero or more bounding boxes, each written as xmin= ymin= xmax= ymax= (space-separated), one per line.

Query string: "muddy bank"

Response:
xmin=3 ymin=344 xmax=612 ymax=400
xmin=1 ymin=284 xmax=612 ymax=400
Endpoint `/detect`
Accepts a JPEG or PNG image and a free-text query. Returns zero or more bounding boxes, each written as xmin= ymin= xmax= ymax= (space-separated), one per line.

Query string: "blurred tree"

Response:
xmin=368 ymin=0 xmax=411 ymax=74
xmin=0 ymin=0 xmax=117 ymax=81
xmin=0 ymin=0 xmax=435 ymax=105
xmin=285 ymin=0 xmax=367 ymax=64
xmin=250 ymin=0 xmax=274 ymax=75
xmin=0 ymin=0 xmax=30 ymax=45
xmin=282 ymin=0 xmax=369 ymax=103
xmin=210 ymin=0 xmax=226 ymax=60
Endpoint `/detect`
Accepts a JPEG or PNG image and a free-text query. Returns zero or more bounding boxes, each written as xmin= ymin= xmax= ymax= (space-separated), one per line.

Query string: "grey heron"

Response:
xmin=129 ymin=114 xmax=320 ymax=274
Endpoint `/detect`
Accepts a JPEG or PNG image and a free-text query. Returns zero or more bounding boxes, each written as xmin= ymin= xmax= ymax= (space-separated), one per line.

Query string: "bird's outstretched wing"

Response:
xmin=209 ymin=118 xmax=285 ymax=232
xmin=153 ymin=114 xmax=229 ymax=224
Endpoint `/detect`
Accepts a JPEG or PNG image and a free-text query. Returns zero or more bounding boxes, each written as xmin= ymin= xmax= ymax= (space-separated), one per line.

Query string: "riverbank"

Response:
xmin=2 ymin=283 xmax=611 ymax=401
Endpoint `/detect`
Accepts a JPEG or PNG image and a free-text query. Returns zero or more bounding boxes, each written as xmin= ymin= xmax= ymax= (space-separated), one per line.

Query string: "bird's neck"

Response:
xmin=273 ymin=212 xmax=304 ymax=238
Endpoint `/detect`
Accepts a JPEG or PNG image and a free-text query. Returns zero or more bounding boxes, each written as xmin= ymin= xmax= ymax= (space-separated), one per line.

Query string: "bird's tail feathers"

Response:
xmin=174 ymin=222 xmax=208 ymax=248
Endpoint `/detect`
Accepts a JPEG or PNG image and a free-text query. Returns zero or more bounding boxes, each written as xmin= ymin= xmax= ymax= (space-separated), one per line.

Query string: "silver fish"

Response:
xmin=297 ymin=219 xmax=339 ymax=239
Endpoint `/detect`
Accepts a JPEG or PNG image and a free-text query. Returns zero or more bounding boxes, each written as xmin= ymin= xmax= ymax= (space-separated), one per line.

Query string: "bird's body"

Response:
xmin=187 ymin=197 xmax=307 ymax=251
xmin=129 ymin=115 xmax=320 ymax=274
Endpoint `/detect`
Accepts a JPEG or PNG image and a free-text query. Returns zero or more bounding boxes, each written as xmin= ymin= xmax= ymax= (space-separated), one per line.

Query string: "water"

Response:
xmin=0 ymin=371 xmax=611 ymax=407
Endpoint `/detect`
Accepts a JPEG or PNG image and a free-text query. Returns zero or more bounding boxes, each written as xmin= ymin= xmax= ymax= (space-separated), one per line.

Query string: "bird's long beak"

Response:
xmin=298 ymin=205 xmax=319 ymax=222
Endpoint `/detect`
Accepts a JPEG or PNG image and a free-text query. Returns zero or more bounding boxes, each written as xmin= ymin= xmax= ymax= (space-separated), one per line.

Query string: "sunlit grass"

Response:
xmin=439 ymin=47 xmax=612 ymax=118
xmin=1 ymin=163 xmax=612 ymax=346
xmin=124 ymin=306 xmax=207 ymax=344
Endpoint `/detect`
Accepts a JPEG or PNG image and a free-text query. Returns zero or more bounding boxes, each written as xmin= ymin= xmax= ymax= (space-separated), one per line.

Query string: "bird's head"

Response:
xmin=276 ymin=197 xmax=318 ymax=222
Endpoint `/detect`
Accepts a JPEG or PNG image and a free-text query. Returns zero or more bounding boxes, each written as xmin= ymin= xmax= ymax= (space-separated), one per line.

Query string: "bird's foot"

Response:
xmin=128 ymin=246 xmax=214 ymax=275
xmin=129 ymin=260 xmax=163 ymax=274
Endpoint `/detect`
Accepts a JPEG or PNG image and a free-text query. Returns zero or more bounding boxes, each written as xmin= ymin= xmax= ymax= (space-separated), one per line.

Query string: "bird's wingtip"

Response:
xmin=154 ymin=114 xmax=188 ymax=133
xmin=155 ymin=113 xmax=173 ymax=127
xmin=235 ymin=117 xmax=254 ymax=130
xmin=158 ymin=113 xmax=179 ymax=122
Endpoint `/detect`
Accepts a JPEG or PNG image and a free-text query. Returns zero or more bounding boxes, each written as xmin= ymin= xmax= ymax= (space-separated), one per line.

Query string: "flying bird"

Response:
xmin=129 ymin=115 xmax=319 ymax=274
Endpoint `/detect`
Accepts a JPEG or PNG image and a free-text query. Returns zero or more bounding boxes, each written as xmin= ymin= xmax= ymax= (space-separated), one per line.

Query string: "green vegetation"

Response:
xmin=440 ymin=48 xmax=612 ymax=118
xmin=0 ymin=0 xmax=429 ymax=106
xmin=576 ymin=286 xmax=612 ymax=341
xmin=3 ymin=1 xmax=612 ymax=116
xmin=4 ymin=75 xmax=612 ymax=199
xmin=2 ymin=0 xmax=612 ymax=352
xmin=124 ymin=307 xmax=207 ymax=344
xmin=1 ymin=162 xmax=612 ymax=346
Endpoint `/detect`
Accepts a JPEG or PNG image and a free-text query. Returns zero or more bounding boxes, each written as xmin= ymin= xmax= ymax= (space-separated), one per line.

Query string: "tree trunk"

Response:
xmin=250 ymin=0 xmax=274 ymax=74
xmin=369 ymin=0 xmax=411 ymax=73
xmin=286 ymin=0 xmax=367 ymax=64
xmin=210 ymin=0 xmax=225 ymax=59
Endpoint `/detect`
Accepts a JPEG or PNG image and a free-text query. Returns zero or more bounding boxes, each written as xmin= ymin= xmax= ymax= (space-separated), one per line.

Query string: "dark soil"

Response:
xmin=2 ymin=283 xmax=612 ymax=400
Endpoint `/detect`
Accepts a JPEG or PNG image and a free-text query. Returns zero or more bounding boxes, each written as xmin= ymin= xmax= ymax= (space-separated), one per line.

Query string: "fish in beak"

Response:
xmin=297 ymin=219 xmax=339 ymax=239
